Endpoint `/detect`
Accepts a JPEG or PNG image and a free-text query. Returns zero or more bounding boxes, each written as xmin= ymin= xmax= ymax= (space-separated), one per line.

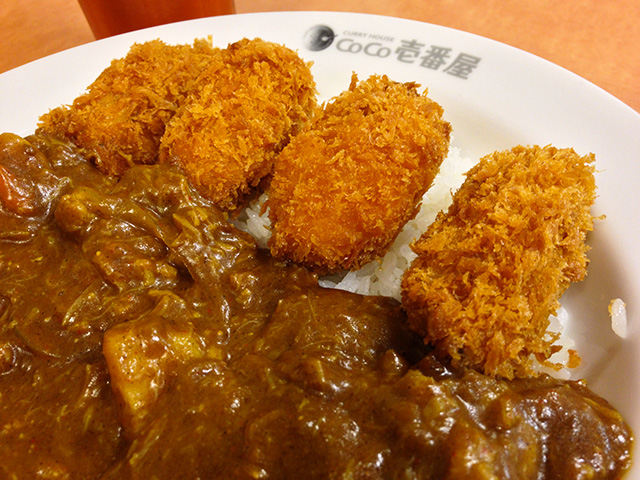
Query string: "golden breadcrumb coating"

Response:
xmin=159 ymin=38 xmax=317 ymax=212
xmin=266 ymin=74 xmax=451 ymax=274
xmin=401 ymin=145 xmax=596 ymax=379
xmin=37 ymin=39 xmax=218 ymax=176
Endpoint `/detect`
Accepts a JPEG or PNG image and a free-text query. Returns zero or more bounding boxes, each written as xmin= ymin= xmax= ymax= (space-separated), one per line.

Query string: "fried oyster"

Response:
xmin=38 ymin=39 xmax=219 ymax=176
xmin=401 ymin=145 xmax=596 ymax=379
xmin=267 ymin=74 xmax=451 ymax=274
xmin=159 ymin=38 xmax=317 ymax=212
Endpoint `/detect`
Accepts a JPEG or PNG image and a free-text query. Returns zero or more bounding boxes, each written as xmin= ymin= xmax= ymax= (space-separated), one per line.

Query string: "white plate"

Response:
xmin=1 ymin=11 xmax=638 ymax=477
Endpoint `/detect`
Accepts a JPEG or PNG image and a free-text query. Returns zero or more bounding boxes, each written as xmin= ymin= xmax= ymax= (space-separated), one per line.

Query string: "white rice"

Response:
xmin=232 ymin=191 xmax=272 ymax=249
xmin=536 ymin=307 xmax=575 ymax=379
xmin=609 ymin=298 xmax=628 ymax=338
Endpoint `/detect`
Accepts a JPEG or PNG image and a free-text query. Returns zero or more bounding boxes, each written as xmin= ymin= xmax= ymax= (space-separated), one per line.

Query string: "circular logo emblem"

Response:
xmin=303 ymin=25 xmax=336 ymax=51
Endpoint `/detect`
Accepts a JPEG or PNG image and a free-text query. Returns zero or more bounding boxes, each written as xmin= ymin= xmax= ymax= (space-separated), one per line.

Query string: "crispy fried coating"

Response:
xmin=37 ymin=39 xmax=218 ymax=176
xmin=266 ymin=74 xmax=451 ymax=274
xmin=159 ymin=38 xmax=317 ymax=212
xmin=401 ymin=145 xmax=596 ymax=379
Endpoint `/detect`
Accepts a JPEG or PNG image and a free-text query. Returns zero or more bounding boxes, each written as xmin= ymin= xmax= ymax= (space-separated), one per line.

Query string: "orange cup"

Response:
xmin=78 ymin=0 xmax=236 ymax=39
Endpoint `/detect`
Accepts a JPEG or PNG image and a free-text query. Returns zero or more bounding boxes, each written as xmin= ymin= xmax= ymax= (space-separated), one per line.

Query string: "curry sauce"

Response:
xmin=0 ymin=132 xmax=633 ymax=479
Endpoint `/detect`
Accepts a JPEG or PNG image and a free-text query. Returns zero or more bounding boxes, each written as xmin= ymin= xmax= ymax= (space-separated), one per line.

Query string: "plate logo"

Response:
xmin=303 ymin=24 xmax=481 ymax=80
xmin=303 ymin=25 xmax=337 ymax=51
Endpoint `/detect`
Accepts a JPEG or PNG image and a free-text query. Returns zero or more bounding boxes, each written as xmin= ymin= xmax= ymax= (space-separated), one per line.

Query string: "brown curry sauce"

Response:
xmin=0 ymin=132 xmax=633 ymax=479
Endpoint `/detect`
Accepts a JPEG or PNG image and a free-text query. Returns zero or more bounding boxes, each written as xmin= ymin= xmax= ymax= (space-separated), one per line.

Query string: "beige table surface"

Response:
xmin=1 ymin=0 xmax=639 ymax=113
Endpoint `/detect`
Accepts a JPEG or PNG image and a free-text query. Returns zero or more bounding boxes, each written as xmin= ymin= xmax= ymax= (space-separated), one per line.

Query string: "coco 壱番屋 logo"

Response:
xmin=303 ymin=24 xmax=481 ymax=80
